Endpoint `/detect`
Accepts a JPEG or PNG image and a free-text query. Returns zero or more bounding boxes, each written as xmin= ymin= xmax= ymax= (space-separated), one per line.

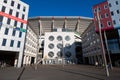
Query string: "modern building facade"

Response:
xmin=0 ymin=0 xmax=29 ymax=68
xmin=81 ymin=22 xmax=103 ymax=65
xmin=92 ymin=0 xmax=120 ymax=66
xmin=28 ymin=16 xmax=93 ymax=64
xmin=23 ymin=26 xmax=38 ymax=66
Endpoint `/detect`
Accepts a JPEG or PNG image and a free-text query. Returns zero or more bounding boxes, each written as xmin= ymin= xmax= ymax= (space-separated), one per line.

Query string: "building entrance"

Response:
xmin=0 ymin=51 xmax=18 ymax=67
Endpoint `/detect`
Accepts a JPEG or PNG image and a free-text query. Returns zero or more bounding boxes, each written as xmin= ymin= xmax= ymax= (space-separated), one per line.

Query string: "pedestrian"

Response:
xmin=95 ymin=61 xmax=98 ymax=67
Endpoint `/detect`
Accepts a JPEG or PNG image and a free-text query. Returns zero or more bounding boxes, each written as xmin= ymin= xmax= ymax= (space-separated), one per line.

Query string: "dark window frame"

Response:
xmin=2 ymin=38 xmax=7 ymax=46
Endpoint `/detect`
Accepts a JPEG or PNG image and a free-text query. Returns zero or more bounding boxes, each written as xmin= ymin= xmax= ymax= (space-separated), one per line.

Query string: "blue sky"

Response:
xmin=22 ymin=0 xmax=106 ymax=18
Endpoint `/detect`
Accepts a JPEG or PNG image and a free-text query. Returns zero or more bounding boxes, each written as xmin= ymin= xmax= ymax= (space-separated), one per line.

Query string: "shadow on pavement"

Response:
xmin=17 ymin=67 xmax=25 ymax=80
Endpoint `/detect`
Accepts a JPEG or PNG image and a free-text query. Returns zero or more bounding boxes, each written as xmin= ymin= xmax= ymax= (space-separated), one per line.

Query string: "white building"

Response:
xmin=108 ymin=0 xmax=120 ymax=29
xmin=0 ymin=0 xmax=29 ymax=68
xmin=23 ymin=26 xmax=38 ymax=66
xmin=43 ymin=28 xmax=77 ymax=64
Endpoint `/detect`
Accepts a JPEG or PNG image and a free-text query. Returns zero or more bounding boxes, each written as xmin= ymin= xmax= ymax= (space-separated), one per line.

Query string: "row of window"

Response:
xmin=48 ymin=43 xmax=71 ymax=49
xmin=49 ymin=35 xmax=71 ymax=41
xmin=94 ymin=1 xmax=119 ymax=13
xmin=109 ymin=1 xmax=119 ymax=7
xmin=94 ymin=4 xmax=108 ymax=13
xmin=4 ymin=28 xmax=22 ymax=38
xmin=1 ymin=6 xmax=26 ymax=20
xmin=0 ymin=16 xmax=25 ymax=28
xmin=111 ymin=10 xmax=120 ymax=16
xmin=3 ymin=0 xmax=26 ymax=12
xmin=48 ymin=51 xmax=71 ymax=58
xmin=2 ymin=38 xmax=21 ymax=48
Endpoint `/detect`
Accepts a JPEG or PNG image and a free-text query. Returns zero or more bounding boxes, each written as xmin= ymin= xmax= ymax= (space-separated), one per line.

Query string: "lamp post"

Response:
xmin=104 ymin=31 xmax=113 ymax=69
xmin=96 ymin=8 xmax=109 ymax=77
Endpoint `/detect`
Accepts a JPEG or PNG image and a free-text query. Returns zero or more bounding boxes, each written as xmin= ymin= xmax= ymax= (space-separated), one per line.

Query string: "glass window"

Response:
xmin=105 ymin=13 xmax=109 ymax=18
xmin=20 ymin=23 xmax=23 ymax=28
xmin=48 ymin=43 xmax=54 ymax=49
xmin=4 ymin=28 xmax=9 ymax=35
xmin=98 ymin=7 xmax=101 ymax=11
xmin=48 ymin=52 xmax=54 ymax=57
xmin=4 ymin=0 xmax=7 ymax=3
xmin=9 ymin=9 xmax=13 ymax=15
xmin=11 ymin=1 xmax=14 ymax=6
xmin=116 ymin=1 xmax=118 ymax=5
xmin=49 ymin=36 xmax=54 ymax=41
xmin=111 ymin=11 xmax=114 ymax=16
xmin=17 ymin=41 xmax=21 ymax=48
xmin=2 ymin=6 xmax=6 ymax=12
xmin=65 ymin=36 xmax=70 ymax=41
xmin=117 ymin=10 xmax=120 ymax=14
xmin=57 ymin=36 xmax=62 ymax=41
xmin=17 ymin=4 xmax=20 ymax=9
xmin=14 ymin=21 xmax=17 ymax=26
xmin=0 ymin=16 xmax=3 ymax=22
xmin=19 ymin=32 xmax=22 ymax=38
xmin=113 ymin=20 xmax=116 ymax=25
xmin=107 ymin=21 xmax=111 ymax=26
xmin=104 ymin=4 xmax=108 ymax=9
xmin=10 ymin=40 xmax=14 ymax=47
xmin=7 ymin=18 xmax=11 ymax=24
xmin=16 ymin=12 xmax=19 ymax=17
xmin=23 ymin=6 xmax=26 ymax=12
xmin=57 ymin=43 xmax=63 ymax=49
xmin=12 ymin=30 xmax=16 ymax=36
xmin=2 ymin=39 xmax=7 ymax=46
xmin=22 ymin=14 xmax=25 ymax=20
xmin=109 ymin=3 xmax=112 ymax=7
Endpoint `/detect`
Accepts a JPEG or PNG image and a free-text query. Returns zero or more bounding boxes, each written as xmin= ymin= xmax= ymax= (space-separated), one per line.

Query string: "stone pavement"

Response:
xmin=0 ymin=65 xmax=120 ymax=80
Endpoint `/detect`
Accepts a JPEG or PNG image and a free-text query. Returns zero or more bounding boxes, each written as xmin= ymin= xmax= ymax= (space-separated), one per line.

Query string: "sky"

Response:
xmin=22 ymin=0 xmax=106 ymax=18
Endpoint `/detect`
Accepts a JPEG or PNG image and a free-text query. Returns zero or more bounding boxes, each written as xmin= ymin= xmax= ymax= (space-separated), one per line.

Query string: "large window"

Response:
xmin=7 ymin=18 xmax=11 ymax=24
xmin=4 ymin=28 xmax=9 ymax=35
xmin=2 ymin=39 xmax=7 ymax=46
xmin=3 ymin=0 xmax=7 ymax=3
xmin=49 ymin=36 xmax=54 ymax=41
xmin=117 ymin=10 xmax=120 ymax=14
xmin=14 ymin=21 xmax=17 ymax=26
xmin=17 ymin=4 xmax=20 ymax=9
xmin=10 ymin=40 xmax=14 ymax=47
xmin=22 ymin=14 xmax=25 ymax=20
xmin=0 ymin=16 xmax=3 ymax=22
xmin=19 ymin=32 xmax=22 ymax=38
xmin=9 ymin=9 xmax=13 ymax=15
xmin=11 ymin=1 xmax=14 ymax=6
xmin=23 ymin=6 xmax=26 ymax=12
xmin=2 ymin=6 xmax=6 ymax=12
xmin=115 ymin=1 xmax=119 ymax=5
xmin=111 ymin=11 xmax=114 ymax=16
xmin=12 ymin=30 xmax=16 ymax=36
xmin=16 ymin=12 xmax=19 ymax=17
xmin=17 ymin=41 xmax=21 ymax=48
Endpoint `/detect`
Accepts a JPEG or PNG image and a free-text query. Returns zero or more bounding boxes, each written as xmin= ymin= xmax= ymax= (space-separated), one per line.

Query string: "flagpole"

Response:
xmin=96 ymin=7 xmax=109 ymax=77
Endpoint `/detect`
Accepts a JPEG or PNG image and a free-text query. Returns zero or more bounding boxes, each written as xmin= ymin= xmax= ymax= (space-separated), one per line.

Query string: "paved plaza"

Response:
xmin=0 ymin=65 xmax=120 ymax=80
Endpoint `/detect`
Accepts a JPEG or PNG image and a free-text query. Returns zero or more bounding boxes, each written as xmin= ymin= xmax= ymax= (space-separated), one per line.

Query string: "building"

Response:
xmin=92 ymin=0 xmax=120 ymax=66
xmin=28 ymin=16 xmax=93 ymax=64
xmin=43 ymin=28 xmax=76 ymax=64
xmin=81 ymin=22 xmax=103 ymax=65
xmin=0 ymin=0 xmax=29 ymax=68
xmin=23 ymin=26 xmax=38 ymax=66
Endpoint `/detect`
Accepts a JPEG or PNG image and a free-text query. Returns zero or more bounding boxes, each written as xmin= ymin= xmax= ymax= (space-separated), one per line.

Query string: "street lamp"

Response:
xmin=96 ymin=7 xmax=109 ymax=77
